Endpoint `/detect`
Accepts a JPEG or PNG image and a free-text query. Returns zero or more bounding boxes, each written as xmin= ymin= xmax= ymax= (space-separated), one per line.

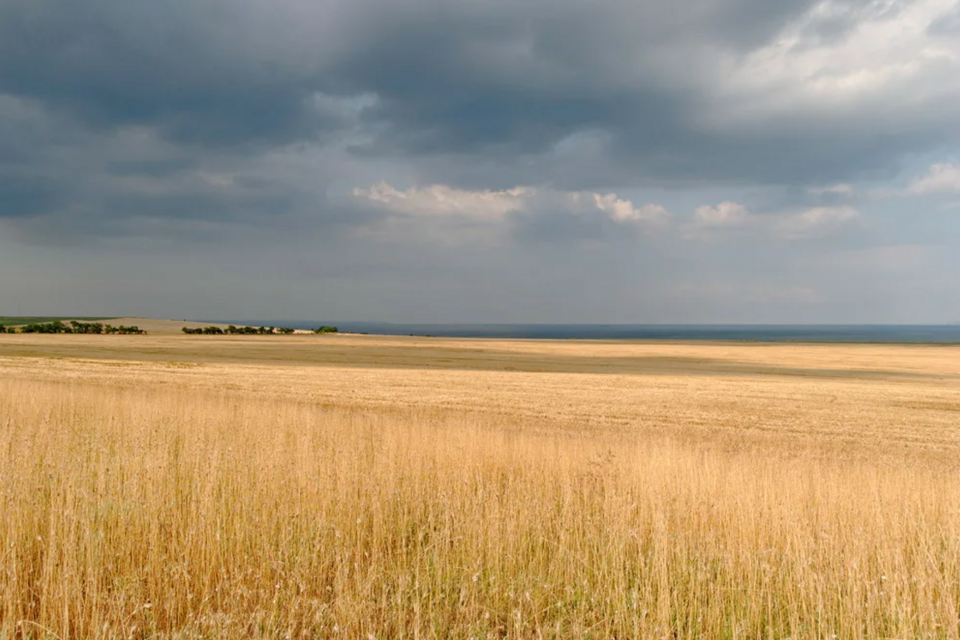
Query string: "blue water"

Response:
xmin=218 ymin=322 xmax=960 ymax=343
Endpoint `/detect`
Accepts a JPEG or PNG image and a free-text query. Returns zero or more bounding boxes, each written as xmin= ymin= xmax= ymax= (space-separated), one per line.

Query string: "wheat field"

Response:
xmin=2 ymin=333 xmax=960 ymax=638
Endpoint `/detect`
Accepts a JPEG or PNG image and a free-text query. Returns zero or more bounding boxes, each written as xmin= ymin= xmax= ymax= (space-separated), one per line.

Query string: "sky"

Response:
xmin=1 ymin=0 xmax=959 ymax=324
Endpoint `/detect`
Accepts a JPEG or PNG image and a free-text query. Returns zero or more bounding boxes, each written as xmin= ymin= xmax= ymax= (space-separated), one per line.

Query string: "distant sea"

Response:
xmin=217 ymin=322 xmax=960 ymax=343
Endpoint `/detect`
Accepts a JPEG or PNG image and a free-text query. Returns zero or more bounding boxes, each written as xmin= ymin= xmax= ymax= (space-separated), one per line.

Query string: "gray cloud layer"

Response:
xmin=2 ymin=0 xmax=959 ymax=322
xmin=5 ymin=0 xmax=959 ymax=192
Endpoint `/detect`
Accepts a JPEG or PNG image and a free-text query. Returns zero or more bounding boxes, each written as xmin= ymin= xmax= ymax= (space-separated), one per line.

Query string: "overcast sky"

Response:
xmin=2 ymin=0 xmax=959 ymax=323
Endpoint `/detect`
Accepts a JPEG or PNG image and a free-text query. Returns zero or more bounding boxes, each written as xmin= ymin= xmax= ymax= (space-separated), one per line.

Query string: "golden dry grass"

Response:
xmin=2 ymin=333 xmax=960 ymax=638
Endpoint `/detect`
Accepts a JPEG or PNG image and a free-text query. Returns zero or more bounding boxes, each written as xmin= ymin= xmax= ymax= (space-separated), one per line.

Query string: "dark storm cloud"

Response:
xmin=928 ymin=4 xmax=960 ymax=35
xmin=0 ymin=91 xmax=365 ymax=239
xmin=0 ymin=172 xmax=68 ymax=218
xmin=0 ymin=105 xmax=300 ymax=239
xmin=325 ymin=0 xmax=960 ymax=185
xmin=324 ymin=0 xmax=815 ymax=153
xmin=0 ymin=0 xmax=819 ymax=153
xmin=2 ymin=0 xmax=960 ymax=241
xmin=606 ymin=127 xmax=925 ymax=187
xmin=0 ymin=0 xmax=328 ymax=147
xmin=0 ymin=98 xmax=83 ymax=219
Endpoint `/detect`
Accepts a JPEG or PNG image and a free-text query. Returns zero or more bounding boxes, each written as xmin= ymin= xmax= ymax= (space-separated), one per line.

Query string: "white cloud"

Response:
xmin=693 ymin=201 xmax=750 ymax=227
xmin=681 ymin=201 xmax=752 ymax=240
xmin=778 ymin=206 xmax=860 ymax=239
xmin=686 ymin=201 xmax=859 ymax=240
xmin=593 ymin=193 xmax=670 ymax=224
xmin=353 ymin=181 xmax=670 ymax=228
xmin=353 ymin=181 xmax=533 ymax=220
xmin=907 ymin=163 xmax=960 ymax=194
xmin=714 ymin=0 xmax=960 ymax=123
xmin=356 ymin=184 xmax=862 ymax=246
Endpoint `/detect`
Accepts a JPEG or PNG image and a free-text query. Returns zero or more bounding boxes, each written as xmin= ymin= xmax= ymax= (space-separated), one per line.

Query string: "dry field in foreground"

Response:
xmin=2 ymin=334 xmax=960 ymax=638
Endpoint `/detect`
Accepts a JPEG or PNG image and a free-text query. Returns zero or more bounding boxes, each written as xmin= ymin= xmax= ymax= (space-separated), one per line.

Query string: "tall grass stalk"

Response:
xmin=2 ymin=379 xmax=959 ymax=638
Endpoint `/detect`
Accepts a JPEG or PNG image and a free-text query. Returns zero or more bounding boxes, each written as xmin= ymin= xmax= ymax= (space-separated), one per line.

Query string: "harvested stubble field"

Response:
xmin=2 ymin=333 xmax=960 ymax=639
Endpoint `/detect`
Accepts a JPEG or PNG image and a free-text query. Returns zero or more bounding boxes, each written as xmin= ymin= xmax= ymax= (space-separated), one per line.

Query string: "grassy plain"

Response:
xmin=2 ymin=332 xmax=960 ymax=638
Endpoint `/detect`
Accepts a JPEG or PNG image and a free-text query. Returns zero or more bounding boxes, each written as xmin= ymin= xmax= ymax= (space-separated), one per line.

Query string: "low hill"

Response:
xmin=97 ymin=318 xmax=311 ymax=335
xmin=0 ymin=316 xmax=113 ymax=327
xmin=96 ymin=318 xmax=237 ymax=335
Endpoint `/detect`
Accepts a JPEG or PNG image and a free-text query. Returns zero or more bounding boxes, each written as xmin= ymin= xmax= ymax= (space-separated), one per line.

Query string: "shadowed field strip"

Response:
xmin=1 ymin=335 xmax=959 ymax=458
xmin=2 ymin=332 xmax=959 ymax=379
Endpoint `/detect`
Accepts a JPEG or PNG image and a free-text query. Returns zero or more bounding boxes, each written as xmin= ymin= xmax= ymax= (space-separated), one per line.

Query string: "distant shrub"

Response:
xmin=117 ymin=325 xmax=145 ymax=335
xmin=314 ymin=326 xmax=339 ymax=334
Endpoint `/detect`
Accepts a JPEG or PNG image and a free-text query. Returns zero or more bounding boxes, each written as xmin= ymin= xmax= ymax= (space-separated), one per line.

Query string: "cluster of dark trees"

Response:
xmin=314 ymin=326 xmax=339 ymax=334
xmin=182 ymin=325 xmax=295 ymax=335
xmin=13 ymin=320 xmax=145 ymax=334
xmin=181 ymin=325 xmax=339 ymax=335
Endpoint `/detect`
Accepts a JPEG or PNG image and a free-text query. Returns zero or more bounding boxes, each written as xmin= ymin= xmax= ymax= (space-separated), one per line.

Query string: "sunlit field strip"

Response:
xmin=3 ymin=375 xmax=960 ymax=639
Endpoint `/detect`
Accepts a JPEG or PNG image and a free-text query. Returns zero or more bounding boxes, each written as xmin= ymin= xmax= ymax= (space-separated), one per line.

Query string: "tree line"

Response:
xmin=2 ymin=320 xmax=145 ymax=334
xmin=182 ymin=325 xmax=290 ymax=335
xmin=182 ymin=325 xmax=339 ymax=335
